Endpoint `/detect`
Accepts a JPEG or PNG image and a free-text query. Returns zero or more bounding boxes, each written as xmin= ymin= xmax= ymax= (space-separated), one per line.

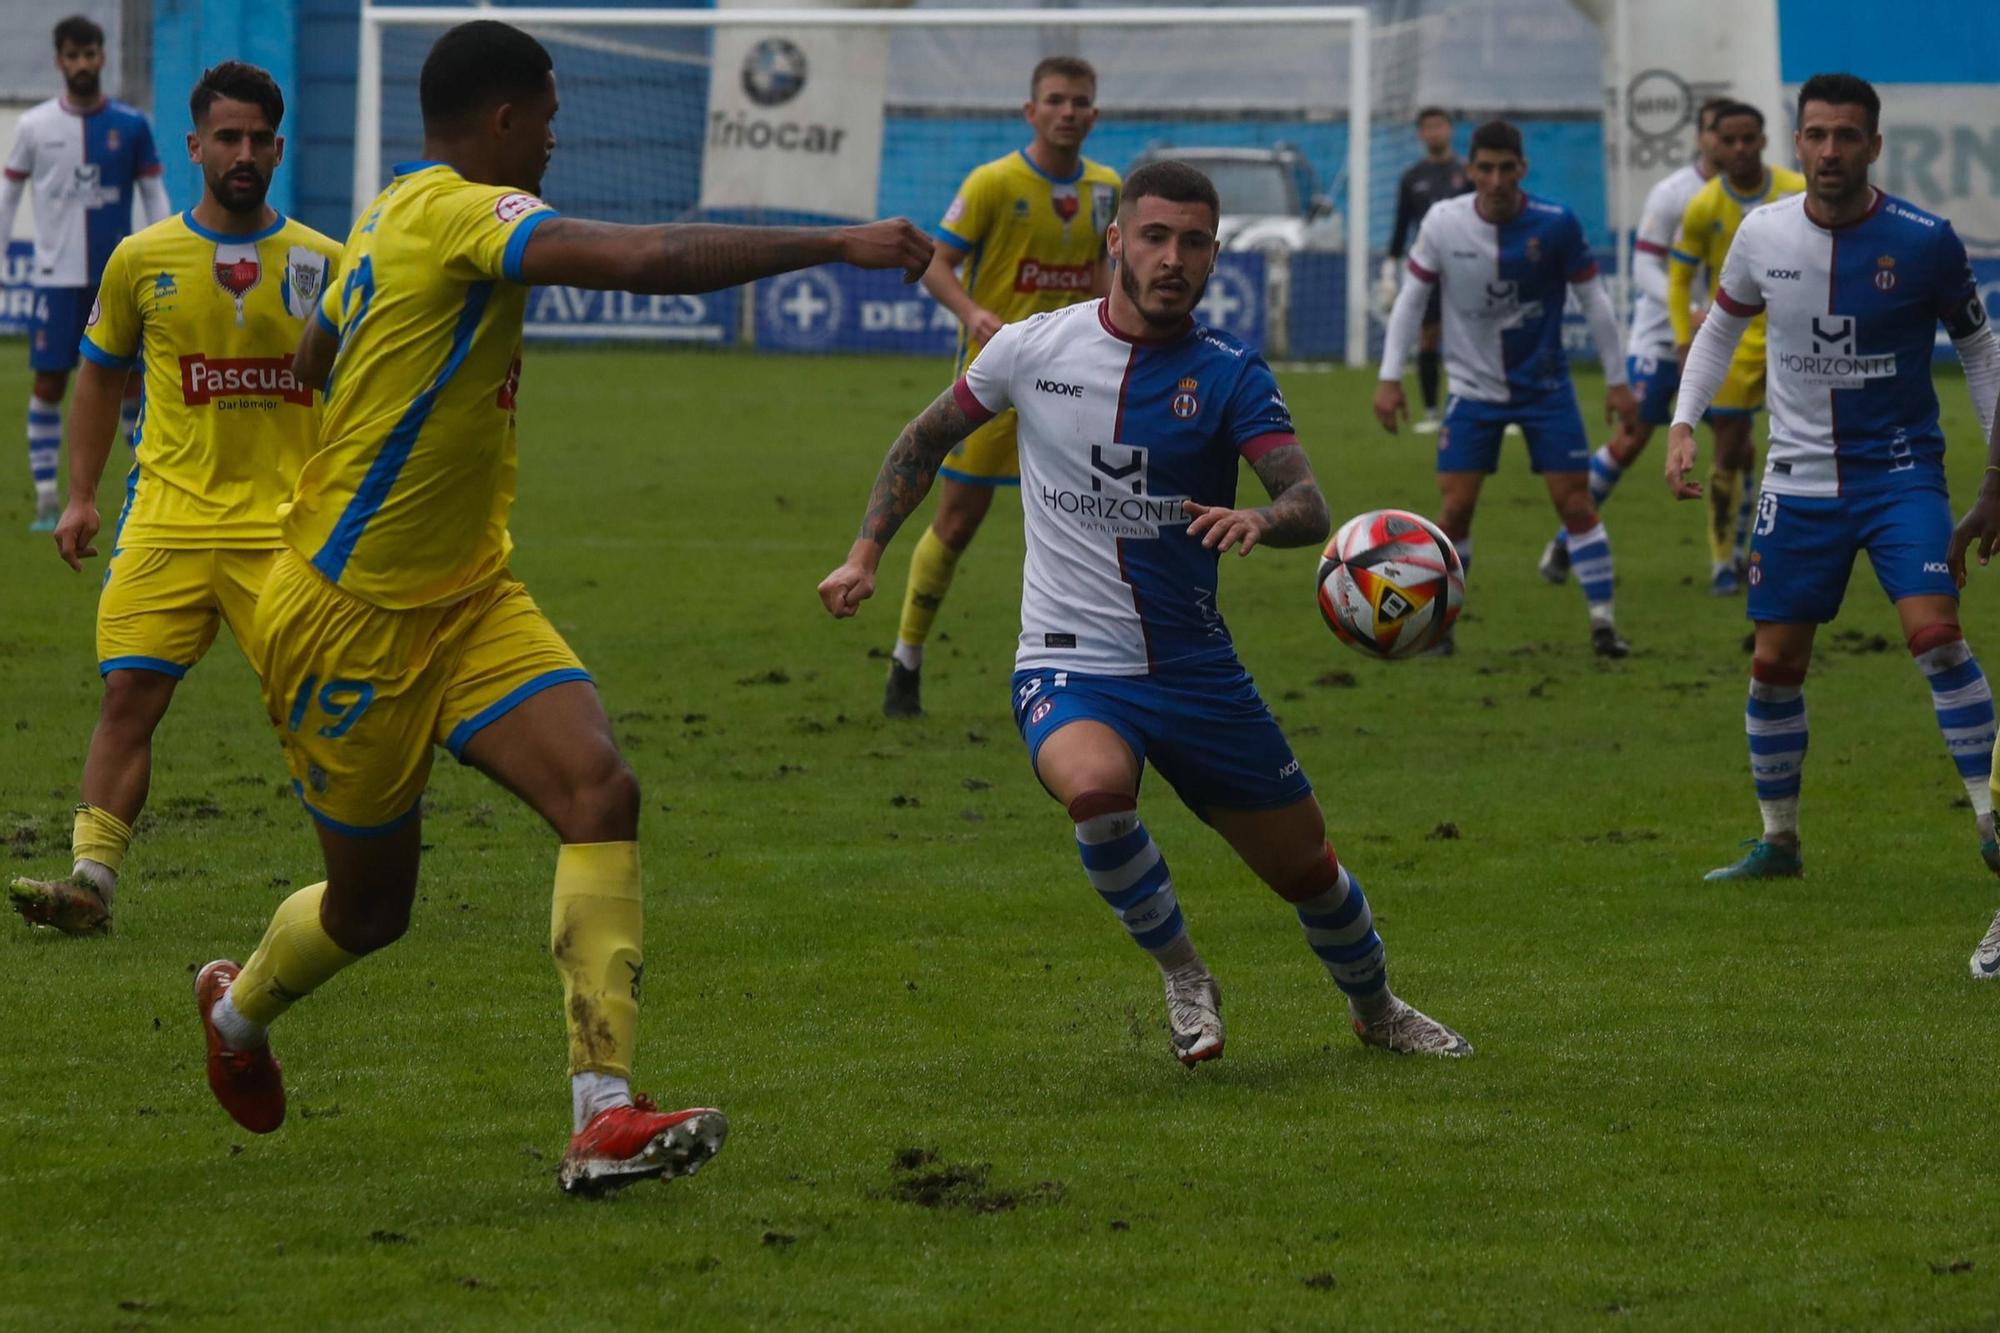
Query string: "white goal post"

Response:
xmin=356 ymin=5 xmax=1374 ymax=365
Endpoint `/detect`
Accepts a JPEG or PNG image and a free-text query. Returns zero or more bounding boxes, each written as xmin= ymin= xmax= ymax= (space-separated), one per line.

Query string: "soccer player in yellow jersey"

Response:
xmin=1668 ymin=101 xmax=1805 ymax=594
xmin=187 ymin=20 xmax=932 ymax=1195
xmin=10 ymin=63 xmax=337 ymax=936
xmin=882 ymin=55 xmax=1120 ymax=717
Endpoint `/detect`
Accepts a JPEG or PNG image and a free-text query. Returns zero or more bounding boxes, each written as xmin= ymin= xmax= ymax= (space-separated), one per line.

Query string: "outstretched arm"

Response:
xmin=519 ymin=217 xmax=933 ymax=294
xmin=1183 ymin=443 xmax=1330 ymax=556
xmin=817 ymin=388 xmax=980 ymax=616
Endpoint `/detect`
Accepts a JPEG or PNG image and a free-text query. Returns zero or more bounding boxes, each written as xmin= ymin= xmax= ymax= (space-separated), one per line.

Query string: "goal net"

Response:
xmin=358 ymin=5 xmax=1419 ymax=365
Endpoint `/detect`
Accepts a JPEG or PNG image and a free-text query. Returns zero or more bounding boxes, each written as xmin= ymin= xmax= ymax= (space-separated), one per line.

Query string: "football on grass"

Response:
xmin=1316 ymin=508 xmax=1464 ymax=659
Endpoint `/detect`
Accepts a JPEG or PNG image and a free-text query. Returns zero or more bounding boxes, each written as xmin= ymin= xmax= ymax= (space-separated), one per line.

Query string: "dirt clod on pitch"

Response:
xmin=883 ymin=1150 xmax=1061 ymax=1213
xmin=1302 ymin=1273 xmax=1337 ymax=1291
xmin=1426 ymin=822 xmax=1461 ymax=840
xmin=1313 ymin=670 xmax=1358 ymax=689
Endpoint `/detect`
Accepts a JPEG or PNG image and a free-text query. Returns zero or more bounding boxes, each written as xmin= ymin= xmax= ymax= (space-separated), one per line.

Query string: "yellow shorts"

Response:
xmin=938 ymin=408 xmax=1019 ymax=486
xmin=1711 ymin=351 xmax=1766 ymax=416
xmin=97 ymin=546 xmax=276 ymax=678
xmin=252 ymin=549 xmax=590 ymax=835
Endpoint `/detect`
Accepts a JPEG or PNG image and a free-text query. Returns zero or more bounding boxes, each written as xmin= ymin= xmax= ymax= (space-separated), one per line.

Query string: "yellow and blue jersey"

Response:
xmin=1668 ymin=165 xmax=1807 ymax=353
xmin=284 ymin=161 xmax=558 ymax=610
xmin=81 ymin=211 xmax=340 ymax=549
xmin=937 ymin=150 xmax=1120 ymax=372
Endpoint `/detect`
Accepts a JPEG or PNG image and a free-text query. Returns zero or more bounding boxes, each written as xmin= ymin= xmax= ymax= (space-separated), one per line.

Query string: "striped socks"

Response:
xmin=1280 ymin=848 xmax=1390 ymax=1019
xmin=1909 ymin=625 xmax=1996 ymax=830
xmin=27 ymin=394 xmax=59 ymax=510
xmin=1746 ymin=660 xmax=1807 ymax=842
xmin=1566 ymin=519 xmax=1616 ymax=624
xmin=1070 ymin=792 xmax=1198 ymax=972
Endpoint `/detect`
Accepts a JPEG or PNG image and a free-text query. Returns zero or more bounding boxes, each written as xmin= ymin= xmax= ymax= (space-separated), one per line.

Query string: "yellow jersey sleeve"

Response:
xmin=937 ymin=162 xmax=1002 ymax=254
xmin=434 ymin=183 xmax=559 ymax=284
xmin=81 ymin=239 xmax=139 ymax=365
xmin=1668 ymin=187 xmax=1714 ymax=345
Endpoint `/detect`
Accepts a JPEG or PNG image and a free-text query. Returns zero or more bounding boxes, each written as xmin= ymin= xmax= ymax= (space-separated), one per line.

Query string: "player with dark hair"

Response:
xmin=1379 ymin=105 xmax=1469 ymax=435
xmin=1667 ymin=74 xmax=2000 ymax=926
xmin=10 ymin=62 xmax=338 ymax=936
xmin=186 ymin=19 xmax=932 ymax=1195
xmin=1538 ymin=95 xmax=1728 ymax=585
xmin=2 ymin=14 xmax=169 ymax=530
xmin=1667 ymin=100 xmax=1805 ymax=595
xmin=1375 ymin=119 xmax=1638 ymax=657
xmin=880 ymin=54 xmax=1120 ymax=717
xmin=822 ymin=159 xmax=1470 ymax=1066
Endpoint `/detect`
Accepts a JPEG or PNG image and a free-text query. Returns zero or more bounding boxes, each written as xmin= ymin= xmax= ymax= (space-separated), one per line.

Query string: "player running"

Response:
xmin=1379 ymin=106 xmax=1470 ymax=435
xmin=881 ymin=56 xmax=1119 ymax=718
xmin=1666 ymin=74 xmax=2000 ymax=903
xmin=1668 ymin=103 xmax=1806 ymax=595
xmin=9 ymin=63 xmax=337 ymax=937
xmin=821 ymin=161 xmax=1470 ymax=1066
xmin=1 ymin=15 xmax=169 ymax=531
xmin=1375 ymin=119 xmax=1638 ymax=658
xmin=186 ymin=20 xmax=932 ymax=1195
xmin=1539 ymin=96 xmax=1728 ymax=586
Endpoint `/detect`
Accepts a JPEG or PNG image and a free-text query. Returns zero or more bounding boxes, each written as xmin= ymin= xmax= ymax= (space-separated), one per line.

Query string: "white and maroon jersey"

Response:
xmin=955 ymin=300 xmax=1298 ymax=676
xmin=4 ymin=96 xmax=161 ymax=289
xmin=1405 ymin=192 xmax=1599 ymax=403
xmin=1714 ymin=191 xmax=1988 ymax=497
xmin=1628 ymin=163 xmax=1709 ymax=357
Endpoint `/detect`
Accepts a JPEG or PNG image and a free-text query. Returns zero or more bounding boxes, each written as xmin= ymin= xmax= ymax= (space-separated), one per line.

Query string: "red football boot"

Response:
xmin=194 ymin=960 xmax=286 ymax=1133
xmin=558 ymin=1098 xmax=727 ymax=1197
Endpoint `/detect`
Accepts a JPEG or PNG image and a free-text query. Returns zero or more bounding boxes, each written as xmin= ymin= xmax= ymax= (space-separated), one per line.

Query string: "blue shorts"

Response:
xmin=1745 ymin=484 xmax=1957 ymax=624
xmin=1626 ymin=353 xmax=1679 ymax=426
xmin=29 ymin=286 xmax=91 ymax=372
xmin=1010 ymin=659 xmax=1313 ymax=815
xmin=1438 ymin=385 xmax=1590 ymax=474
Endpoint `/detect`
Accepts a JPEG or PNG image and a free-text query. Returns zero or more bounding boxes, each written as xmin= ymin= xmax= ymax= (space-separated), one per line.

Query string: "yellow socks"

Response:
xmin=551 ymin=841 xmax=643 ymax=1079
xmin=1707 ymin=466 xmax=1743 ymax=568
xmin=896 ymin=526 xmax=964 ymax=659
xmin=230 ymin=882 xmax=360 ymax=1028
xmin=72 ymin=803 xmax=133 ymax=871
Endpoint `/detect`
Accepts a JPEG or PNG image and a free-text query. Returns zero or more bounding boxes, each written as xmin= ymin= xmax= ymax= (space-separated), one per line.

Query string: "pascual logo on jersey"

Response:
xmin=1014 ymin=258 xmax=1095 ymax=293
xmin=1778 ymin=314 xmax=1897 ymax=385
xmin=1038 ymin=443 xmax=1190 ymax=539
xmin=179 ymin=353 xmax=313 ymax=407
xmin=493 ymin=192 xmax=545 ymax=224
xmin=1035 ymin=379 xmax=1084 ymax=398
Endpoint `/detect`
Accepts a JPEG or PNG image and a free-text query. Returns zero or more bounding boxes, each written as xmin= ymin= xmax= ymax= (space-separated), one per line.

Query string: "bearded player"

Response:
xmin=10 ymin=63 xmax=338 ymax=936
xmin=1 ymin=15 xmax=169 ymax=530
xmin=823 ymin=161 xmax=1469 ymax=1066
xmin=186 ymin=20 xmax=933 ymax=1196
xmin=881 ymin=56 xmax=1120 ymax=717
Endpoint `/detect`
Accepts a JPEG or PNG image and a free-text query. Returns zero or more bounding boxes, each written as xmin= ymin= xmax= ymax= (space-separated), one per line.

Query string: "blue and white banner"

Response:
xmin=525 ymin=284 xmax=737 ymax=344
xmin=754 ymin=252 xmax=1269 ymax=356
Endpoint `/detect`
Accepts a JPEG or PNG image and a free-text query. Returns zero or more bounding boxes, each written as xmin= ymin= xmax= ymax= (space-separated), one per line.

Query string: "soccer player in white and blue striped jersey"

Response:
xmin=1375 ymin=119 xmax=1639 ymax=658
xmin=822 ymin=161 xmax=1469 ymax=1064
xmin=1667 ymin=76 xmax=2000 ymax=939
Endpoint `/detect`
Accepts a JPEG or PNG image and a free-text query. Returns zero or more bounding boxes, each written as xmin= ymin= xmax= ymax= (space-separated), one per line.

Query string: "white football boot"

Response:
xmin=1969 ymin=908 xmax=2000 ymax=981
xmin=1163 ymin=967 xmax=1224 ymax=1066
xmin=1351 ymin=995 xmax=1473 ymax=1056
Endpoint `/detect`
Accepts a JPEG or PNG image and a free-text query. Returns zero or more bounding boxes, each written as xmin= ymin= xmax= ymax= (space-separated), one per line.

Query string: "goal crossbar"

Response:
xmin=356 ymin=4 xmax=1373 ymax=364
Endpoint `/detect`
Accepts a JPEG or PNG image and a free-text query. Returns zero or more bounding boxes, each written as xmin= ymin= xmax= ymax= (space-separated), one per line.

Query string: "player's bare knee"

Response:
xmin=1269 ymin=844 xmax=1340 ymax=904
xmin=1557 ymin=495 xmax=1599 ymax=533
xmin=99 ymin=671 xmax=174 ymax=738
xmin=320 ymin=887 xmax=413 ymax=955
xmin=561 ymin=754 xmax=640 ymax=842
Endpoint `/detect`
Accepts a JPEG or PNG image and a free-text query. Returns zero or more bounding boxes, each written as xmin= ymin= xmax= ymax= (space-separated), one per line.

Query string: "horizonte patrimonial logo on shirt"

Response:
xmin=1776 ymin=315 xmax=1898 ymax=387
xmin=179 ymin=353 xmax=313 ymax=408
xmin=1037 ymin=443 xmax=1191 ymax=539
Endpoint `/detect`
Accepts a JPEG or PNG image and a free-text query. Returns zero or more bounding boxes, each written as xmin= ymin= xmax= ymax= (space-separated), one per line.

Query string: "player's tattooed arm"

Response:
xmin=818 ymin=389 xmax=977 ymax=618
xmin=859 ymin=389 xmax=978 ymax=545
xmin=1183 ymin=443 xmax=1330 ymax=555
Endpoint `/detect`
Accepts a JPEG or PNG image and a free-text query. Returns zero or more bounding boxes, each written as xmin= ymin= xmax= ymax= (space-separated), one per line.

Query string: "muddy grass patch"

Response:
xmin=879 ymin=1148 xmax=1063 ymax=1213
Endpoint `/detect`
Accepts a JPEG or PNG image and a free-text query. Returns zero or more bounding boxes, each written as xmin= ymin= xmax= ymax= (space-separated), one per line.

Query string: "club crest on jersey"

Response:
xmin=1012 ymin=198 xmax=1030 ymax=219
xmin=282 ymin=246 xmax=329 ymax=321
xmin=1171 ymin=377 xmax=1200 ymax=420
xmin=494 ymin=192 xmax=545 ymax=223
xmin=212 ymin=241 xmax=261 ymax=326
xmin=1090 ymin=184 xmax=1117 ymax=236
xmin=1051 ymin=188 xmax=1079 ymax=223
xmin=1874 ymin=255 xmax=1897 ymax=291
xmin=85 ymin=296 xmax=100 ymax=328
xmin=105 ymin=128 xmax=120 ymax=151
xmin=1525 ymin=236 xmax=1541 ymax=263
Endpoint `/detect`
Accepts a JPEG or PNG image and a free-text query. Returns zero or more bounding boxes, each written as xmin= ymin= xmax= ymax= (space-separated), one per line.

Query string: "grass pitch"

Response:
xmin=3 ymin=345 xmax=1999 ymax=1328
